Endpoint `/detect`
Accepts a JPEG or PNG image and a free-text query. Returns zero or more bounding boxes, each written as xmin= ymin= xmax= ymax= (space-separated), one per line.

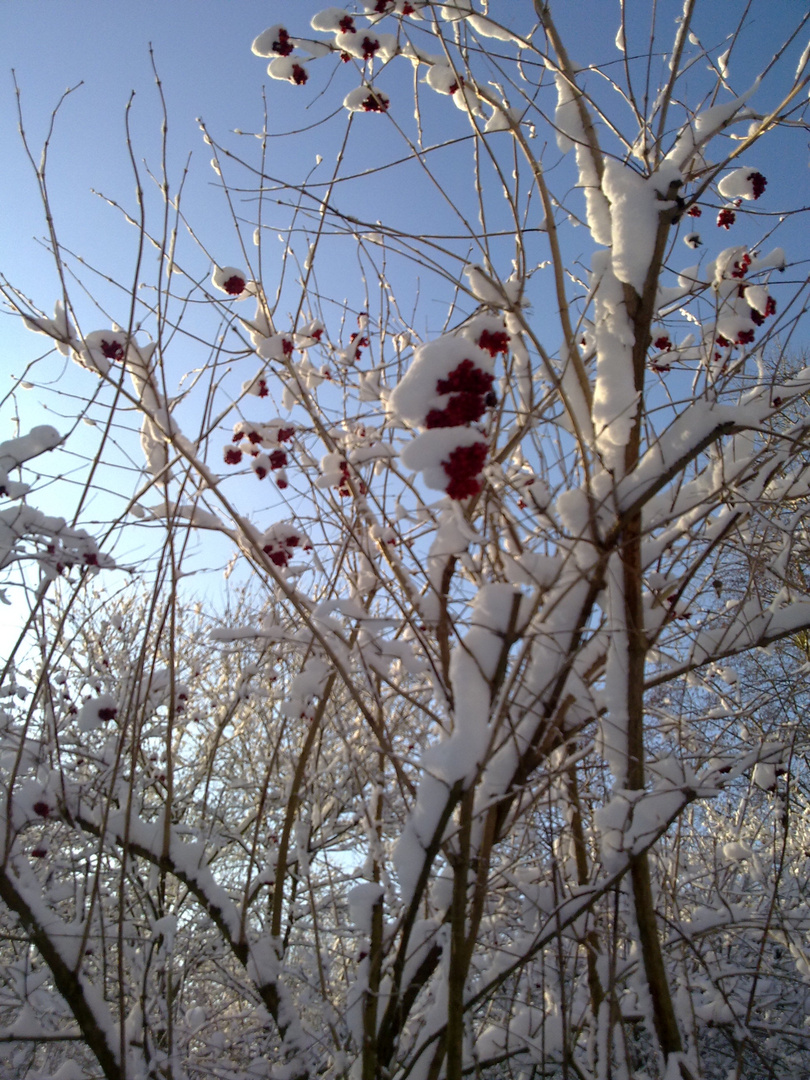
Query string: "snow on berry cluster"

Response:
xmin=1 ymin=499 xmax=114 ymax=580
xmin=237 ymin=302 xmax=329 ymax=401
xmin=251 ymin=7 xmax=405 ymax=91
xmin=315 ymin=423 xmax=395 ymax=498
xmin=250 ymin=4 xmax=524 ymax=126
xmin=390 ymin=314 xmax=507 ymax=500
xmin=224 ymin=419 xmax=295 ymax=489
xmin=260 ymin=523 xmax=312 ymax=569
xmin=618 ymin=157 xmax=777 ymax=372
xmin=648 ymin=236 xmax=782 ymax=373
xmin=211 ymin=266 xmax=256 ymax=300
xmin=679 ymin=164 xmax=768 ymax=238
xmin=707 ymin=245 xmax=780 ymax=354
xmin=23 ymin=303 xmax=137 ymax=378
xmin=223 ymin=293 xmax=332 ymax=414
xmin=223 ymin=305 xmax=387 ymax=497
xmin=715 ymin=166 xmax=767 ymax=230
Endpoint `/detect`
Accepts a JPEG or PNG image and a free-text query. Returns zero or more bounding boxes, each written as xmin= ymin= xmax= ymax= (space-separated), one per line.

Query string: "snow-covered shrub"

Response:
xmin=2 ymin=4 xmax=810 ymax=1080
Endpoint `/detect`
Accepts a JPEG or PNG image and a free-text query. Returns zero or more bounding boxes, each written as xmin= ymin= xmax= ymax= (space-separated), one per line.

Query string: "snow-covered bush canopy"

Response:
xmin=1 ymin=3 xmax=810 ymax=1079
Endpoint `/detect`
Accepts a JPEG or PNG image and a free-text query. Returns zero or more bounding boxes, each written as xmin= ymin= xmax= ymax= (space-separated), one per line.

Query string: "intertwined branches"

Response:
xmin=1 ymin=3 xmax=809 ymax=1079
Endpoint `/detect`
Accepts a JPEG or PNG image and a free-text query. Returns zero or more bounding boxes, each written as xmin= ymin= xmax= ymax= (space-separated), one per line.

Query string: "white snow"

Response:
xmin=347 ymin=882 xmax=384 ymax=932
xmin=603 ymin=160 xmax=680 ymax=293
xmin=665 ymin=84 xmax=758 ymax=171
xmin=590 ymin=250 xmax=638 ymax=460
xmin=311 ymin=8 xmax=352 ymax=33
xmin=717 ymin=166 xmax=766 ymax=200
xmin=343 ymin=86 xmax=390 ymax=113
xmin=389 ymin=333 xmax=493 ymax=427
xmin=463 ymin=264 xmax=523 ymax=308
xmin=22 ymin=301 xmax=76 ymax=356
xmin=252 ymin=25 xmax=292 ymax=57
xmin=211 ymin=265 xmax=254 ymax=299
xmin=0 ymin=426 xmax=62 ymax=500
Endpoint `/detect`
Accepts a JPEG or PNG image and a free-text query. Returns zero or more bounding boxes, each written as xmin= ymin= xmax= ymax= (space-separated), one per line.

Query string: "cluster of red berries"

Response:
xmin=320 ymin=451 xmax=368 ymax=498
xmin=222 ymin=274 xmax=247 ymax=296
xmin=716 ymin=329 xmax=755 ymax=348
xmin=359 ymin=92 xmax=389 ymax=112
xmin=434 ymin=328 xmax=506 ymax=499
xmin=224 ymin=423 xmax=295 ymax=489
xmin=269 ymin=27 xmax=293 ymax=56
xmin=730 ymin=253 xmax=751 ymax=279
xmin=261 ymin=527 xmax=311 ymax=568
xmin=100 ymin=338 xmax=126 ymax=361
xmin=748 ymin=172 xmax=767 ymax=199
xmin=425 ymin=359 xmax=495 ymax=429
xmin=682 ymin=170 xmax=768 ymax=232
xmin=372 ymin=1 xmax=416 ymax=12
xmin=443 ymin=441 xmax=489 ymax=500
xmin=333 ymin=16 xmax=384 ymax=62
xmin=347 ymin=332 xmax=370 ymax=361
xmin=750 ymin=296 xmax=777 ymax=326
xmin=43 ymin=540 xmax=109 ymax=577
xmin=336 ymin=460 xmax=351 ymax=496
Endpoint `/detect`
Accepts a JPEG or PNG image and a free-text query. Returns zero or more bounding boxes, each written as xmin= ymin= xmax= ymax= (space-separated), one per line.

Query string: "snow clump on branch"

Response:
xmin=390 ymin=314 xmax=508 ymax=500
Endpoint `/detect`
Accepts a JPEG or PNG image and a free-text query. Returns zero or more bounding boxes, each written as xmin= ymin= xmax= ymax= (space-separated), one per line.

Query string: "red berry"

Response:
xmin=222 ymin=275 xmax=246 ymax=296
xmin=436 ymin=358 xmax=494 ymax=396
xmin=748 ymin=171 xmax=767 ymax=199
xmin=361 ymin=93 xmax=388 ymax=113
xmin=273 ymin=28 xmax=293 ymax=56
xmin=362 ymin=36 xmax=381 ymax=59
xmin=426 ymin=393 xmax=486 ymax=428
xmin=478 ymin=329 xmax=509 ymax=357
xmin=442 ymin=441 xmax=487 ymax=500
xmin=100 ymin=339 xmax=125 ymax=361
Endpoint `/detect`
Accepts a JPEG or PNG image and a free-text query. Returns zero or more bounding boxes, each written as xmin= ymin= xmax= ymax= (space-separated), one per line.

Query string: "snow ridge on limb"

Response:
xmin=0 ymin=865 xmax=127 ymax=1080
xmin=0 ymin=426 xmax=62 ymax=500
xmin=0 ymin=425 xmax=115 ymax=580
